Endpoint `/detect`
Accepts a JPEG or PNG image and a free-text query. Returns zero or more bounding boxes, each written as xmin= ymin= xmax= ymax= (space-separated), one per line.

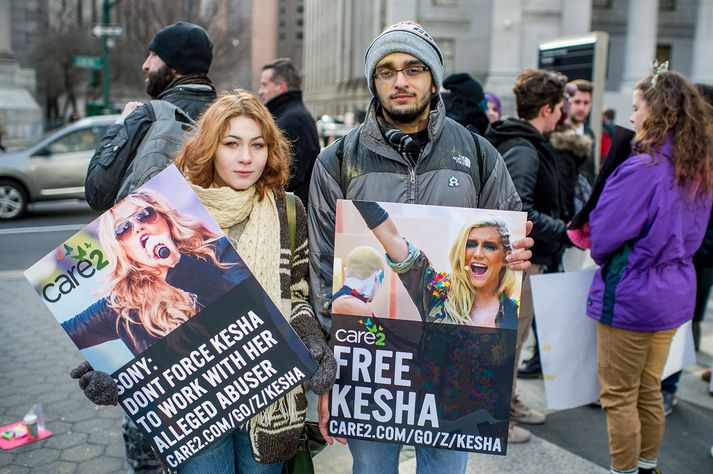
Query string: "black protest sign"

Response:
xmin=114 ymin=278 xmax=316 ymax=468
xmin=24 ymin=166 xmax=317 ymax=468
xmin=329 ymin=200 xmax=525 ymax=454
xmin=329 ymin=314 xmax=515 ymax=455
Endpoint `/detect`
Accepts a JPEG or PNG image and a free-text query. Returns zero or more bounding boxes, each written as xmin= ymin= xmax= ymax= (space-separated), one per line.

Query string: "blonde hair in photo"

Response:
xmin=98 ymin=189 xmax=224 ymax=348
xmin=444 ymin=217 xmax=516 ymax=325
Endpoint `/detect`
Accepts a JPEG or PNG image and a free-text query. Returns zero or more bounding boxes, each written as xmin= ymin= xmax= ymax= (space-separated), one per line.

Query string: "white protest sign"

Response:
xmin=531 ymin=269 xmax=695 ymax=410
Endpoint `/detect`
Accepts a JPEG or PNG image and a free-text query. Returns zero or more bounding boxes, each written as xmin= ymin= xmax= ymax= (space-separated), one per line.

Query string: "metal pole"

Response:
xmin=101 ymin=0 xmax=111 ymax=110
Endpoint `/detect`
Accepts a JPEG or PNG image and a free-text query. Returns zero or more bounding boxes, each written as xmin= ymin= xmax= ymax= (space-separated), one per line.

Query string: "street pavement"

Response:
xmin=0 ymin=204 xmax=712 ymax=473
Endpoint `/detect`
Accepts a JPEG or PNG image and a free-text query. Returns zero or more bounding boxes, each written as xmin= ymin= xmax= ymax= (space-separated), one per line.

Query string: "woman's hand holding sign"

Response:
xmin=302 ymin=335 xmax=337 ymax=394
xmin=70 ymin=361 xmax=118 ymax=406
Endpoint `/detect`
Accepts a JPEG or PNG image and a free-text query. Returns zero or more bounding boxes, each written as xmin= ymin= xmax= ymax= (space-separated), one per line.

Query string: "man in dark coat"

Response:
xmin=485 ymin=68 xmax=568 ymax=442
xmin=258 ymin=58 xmax=320 ymax=205
xmin=85 ymin=22 xmax=217 ymax=211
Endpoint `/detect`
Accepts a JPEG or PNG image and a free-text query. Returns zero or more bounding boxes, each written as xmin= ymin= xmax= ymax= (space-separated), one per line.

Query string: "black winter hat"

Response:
xmin=148 ymin=22 xmax=213 ymax=74
xmin=443 ymin=73 xmax=485 ymax=104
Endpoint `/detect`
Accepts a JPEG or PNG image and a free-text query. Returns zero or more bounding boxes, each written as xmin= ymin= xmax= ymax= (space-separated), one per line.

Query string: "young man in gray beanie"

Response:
xmin=77 ymin=22 xmax=217 ymax=474
xmin=307 ymin=20 xmax=534 ymax=473
xmin=85 ymin=21 xmax=217 ymax=212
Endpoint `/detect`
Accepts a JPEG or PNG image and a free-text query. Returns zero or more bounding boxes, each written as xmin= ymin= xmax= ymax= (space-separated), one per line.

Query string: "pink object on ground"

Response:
xmin=0 ymin=421 xmax=52 ymax=449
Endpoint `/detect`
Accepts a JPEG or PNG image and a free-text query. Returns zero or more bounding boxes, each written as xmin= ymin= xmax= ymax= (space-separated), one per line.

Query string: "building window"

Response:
xmin=659 ymin=0 xmax=676 ymax=11
xmin=433 ymin=0 xmax=456 ymax=5
xmin=297 ymin=31 xmax=303 ymax=40
xmin=436 ymin=38 xmax=455 ymax=74
xmin=656 ymin=44 xmax=672 ymax=68
xmin=592 ymin=0 xmax=611 ymax=8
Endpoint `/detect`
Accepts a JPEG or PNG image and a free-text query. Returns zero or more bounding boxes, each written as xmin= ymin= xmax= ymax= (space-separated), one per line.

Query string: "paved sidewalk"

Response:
xmin=1 ymin=276 xmax=712 ymax=473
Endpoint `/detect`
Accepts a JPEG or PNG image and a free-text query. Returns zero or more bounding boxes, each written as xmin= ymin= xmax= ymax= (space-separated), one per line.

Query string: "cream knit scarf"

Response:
xmin=190 ymin=184 xmax=285 ymax=316
xmin=190 ymin=183 xmax=302 ymax=427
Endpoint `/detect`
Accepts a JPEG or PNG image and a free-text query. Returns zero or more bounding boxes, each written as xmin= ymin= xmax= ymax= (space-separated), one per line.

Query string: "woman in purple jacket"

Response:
xmin=587 ymin=69 xmax=713 ymax=474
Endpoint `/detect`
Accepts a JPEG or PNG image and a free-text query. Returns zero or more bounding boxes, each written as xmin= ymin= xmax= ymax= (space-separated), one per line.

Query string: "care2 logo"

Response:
xmin=42 ymin=241 xmax=108 ymax=303
xmin=335 ymin=317 xmax=386 ymax=346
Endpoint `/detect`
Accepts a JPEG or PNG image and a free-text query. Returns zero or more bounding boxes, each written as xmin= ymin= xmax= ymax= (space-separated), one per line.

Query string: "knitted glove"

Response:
xmin=566 ymin=222 xmax=592 ymax=250
xmin=302 ymin=335 xmax=337 ymax=395
xmin=70 ymin=361 xmax=119 ymax=406
xmin=353 ymin=201 xmax=389 ymax=229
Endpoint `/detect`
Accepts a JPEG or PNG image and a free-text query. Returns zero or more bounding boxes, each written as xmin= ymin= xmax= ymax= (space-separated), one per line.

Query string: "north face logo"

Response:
xmin=452 ymin=154 xmax=471 ymax=168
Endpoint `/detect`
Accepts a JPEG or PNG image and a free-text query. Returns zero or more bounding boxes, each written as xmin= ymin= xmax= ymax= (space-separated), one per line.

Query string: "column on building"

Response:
xmin=560 ymin=0 xmax=592 ymax=37
xmin=0 ymin=0 xmax=12 ymax=61
xmin=619 ymin=0 xmax=659 ymax=91
xmin=484 ymin=0 xmax=524 ymax=116
xmin=690 ymin=0 xmax=713 ymax=84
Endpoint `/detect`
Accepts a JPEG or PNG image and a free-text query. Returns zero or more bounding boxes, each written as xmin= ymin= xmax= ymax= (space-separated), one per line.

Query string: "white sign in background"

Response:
xmin=531 ymin=269 xmax=695 ymax=410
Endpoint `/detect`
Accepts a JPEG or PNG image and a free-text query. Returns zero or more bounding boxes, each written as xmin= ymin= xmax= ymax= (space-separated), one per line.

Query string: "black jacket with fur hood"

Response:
xmin=485 ymin=117 xmax=567 ymax=266
xmin=547 ymin=128 xmax=593 ymax=222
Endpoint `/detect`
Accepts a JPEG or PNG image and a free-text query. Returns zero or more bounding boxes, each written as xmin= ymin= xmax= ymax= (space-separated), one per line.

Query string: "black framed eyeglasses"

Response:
xmin=373 ymin=65 xmax=430 ymax=82
xmin=114 ymin=206 xmax=159 ymax=241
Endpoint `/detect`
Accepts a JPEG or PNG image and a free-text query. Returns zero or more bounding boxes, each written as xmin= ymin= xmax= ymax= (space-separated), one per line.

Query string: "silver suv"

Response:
xmin=0 ymin=114 xmax=118 ymax=219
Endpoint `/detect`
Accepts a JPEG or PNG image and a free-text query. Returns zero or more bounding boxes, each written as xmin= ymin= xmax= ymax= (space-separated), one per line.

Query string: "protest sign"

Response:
xmin=24 ymin=165 xmax=317 ymax=468
xmin=328 ymin=200 xmax=526 ymax=455
xmin=531 ymin=269 xmax=696 ymax=410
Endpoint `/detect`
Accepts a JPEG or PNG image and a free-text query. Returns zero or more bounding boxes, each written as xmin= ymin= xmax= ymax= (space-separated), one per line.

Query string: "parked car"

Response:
xmin=316 ymin=115 xmax=355 ymax=148
xmin=0 ymin=115 xmax=118 ymax=219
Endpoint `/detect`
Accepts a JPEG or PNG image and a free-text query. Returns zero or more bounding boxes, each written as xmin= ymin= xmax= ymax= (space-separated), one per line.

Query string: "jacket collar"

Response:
xmin=265 ymin=90 xmax=303 ymax=115
xmin=359 ymin=94 xmax=446 ymax=165
xmin=158 ymin=82 xmax=216 ymax=99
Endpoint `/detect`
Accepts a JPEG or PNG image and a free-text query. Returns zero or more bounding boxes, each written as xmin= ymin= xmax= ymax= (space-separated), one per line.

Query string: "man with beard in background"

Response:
xmin=85 ymin=22 xmax=217 ymax=211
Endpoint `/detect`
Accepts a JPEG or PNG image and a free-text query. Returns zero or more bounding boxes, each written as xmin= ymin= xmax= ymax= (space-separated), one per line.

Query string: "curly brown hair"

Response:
xmin=175 ymin=89 xmax=291 ymax=200
xmin=513 ymin=69 xmax=567 ymax=120
xmin=634 ymin=71 xmax=713 ymax=196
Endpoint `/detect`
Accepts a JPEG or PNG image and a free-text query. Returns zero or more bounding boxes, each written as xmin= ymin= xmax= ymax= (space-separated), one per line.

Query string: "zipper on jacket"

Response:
xmin=409 ymin=168 xmax=416 ymax=203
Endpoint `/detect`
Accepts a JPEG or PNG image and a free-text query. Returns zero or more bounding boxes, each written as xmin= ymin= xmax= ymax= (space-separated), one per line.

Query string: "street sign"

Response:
xmin=73 ymin=55 xmax=103 ymax=69
xmin=90 ymin=24 xmax=125 ymax=38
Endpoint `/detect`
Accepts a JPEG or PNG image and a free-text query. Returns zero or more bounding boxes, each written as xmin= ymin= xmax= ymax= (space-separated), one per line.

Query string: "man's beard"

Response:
xmin=145 ymin=65 xmax=175 ymax=98
xmin=382 ymin=90 xmax=432 ymax=124
xmin=569 ymin=113 xmax=586 ymax=127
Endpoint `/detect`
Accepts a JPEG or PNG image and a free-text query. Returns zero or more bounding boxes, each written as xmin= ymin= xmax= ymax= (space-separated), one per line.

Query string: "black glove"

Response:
xmin=353 ymin=200 xmax=389 ymax=230
xmin=70 ymin=361 xmax=119 ymax=406
xmin=302 ymin=335 xmax=337 ymax=395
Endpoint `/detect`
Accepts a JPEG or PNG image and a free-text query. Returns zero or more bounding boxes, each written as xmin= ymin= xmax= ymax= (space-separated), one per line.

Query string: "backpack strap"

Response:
xmin=285 ymin=192 xmax=296 ymax=264
xmin=465 ymin=125 xmax=486 ymax=191
xmin=147 ymin=100 xmax=196 ymax=126
xmin=334 ymin=134 xmax=348 ymax=195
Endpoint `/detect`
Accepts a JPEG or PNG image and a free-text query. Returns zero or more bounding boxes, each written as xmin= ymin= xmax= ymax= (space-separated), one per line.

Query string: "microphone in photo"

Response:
xmin=157 ymin=245 xmax=171 ymax=259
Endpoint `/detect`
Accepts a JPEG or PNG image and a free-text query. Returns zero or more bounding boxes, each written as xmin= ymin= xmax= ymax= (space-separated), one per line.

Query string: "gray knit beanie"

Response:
xmin=364 ymin=21 xmax=443 ymax=95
